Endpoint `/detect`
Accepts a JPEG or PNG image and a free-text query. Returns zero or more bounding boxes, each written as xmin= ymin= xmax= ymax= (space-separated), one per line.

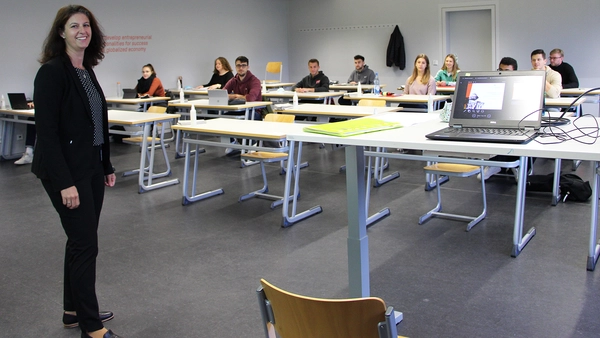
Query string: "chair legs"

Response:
xmin=239 ymin=161 xmax=298 ymax=209
xmin=419 ymin=167 xmax=487 ymax=231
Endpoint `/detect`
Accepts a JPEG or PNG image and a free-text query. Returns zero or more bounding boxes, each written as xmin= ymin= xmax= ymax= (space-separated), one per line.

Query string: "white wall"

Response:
xmin=2 ymin=0 xmax=598 ymax=102
xmin=0 ymin=0 xmax=290 ymax=99
xmin=287 ymin=0 xmax=600 ymax=94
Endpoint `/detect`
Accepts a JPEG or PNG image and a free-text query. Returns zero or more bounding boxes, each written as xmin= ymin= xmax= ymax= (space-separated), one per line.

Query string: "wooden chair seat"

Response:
xmin=122 ymin=136 xmax=161 ymax=144
xmin=242 ymin=151 xmax=288 ymax=161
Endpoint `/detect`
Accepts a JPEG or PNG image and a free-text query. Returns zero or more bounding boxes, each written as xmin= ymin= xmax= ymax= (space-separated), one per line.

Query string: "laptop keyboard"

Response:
xmin=447 ymin=128 xmax=529 ymax=135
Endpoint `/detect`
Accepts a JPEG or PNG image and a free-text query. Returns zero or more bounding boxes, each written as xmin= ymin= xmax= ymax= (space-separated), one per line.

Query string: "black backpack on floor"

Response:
xmin=526 ymin=173 xmax=592 ymax=202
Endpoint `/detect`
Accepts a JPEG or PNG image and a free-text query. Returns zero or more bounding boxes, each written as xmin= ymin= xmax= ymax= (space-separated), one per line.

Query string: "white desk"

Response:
xmin=329 ymin=84 xmax=387 ymax=91
xmin=106 ymin=96 xmax=170 ymax=112
xmin=397 ymin=86 xmax=456 ymax=94
xmin=168 ymin=99 xmax=273 ymax=160
xmin=561 ymin=88 xmax=600 ymax=115
xmin=285 ymin=113 xmax=600 ymax=299
xmin=273 ymin=103 xmax=401 ymax=123
xmin=344 ymin=93 xmax=451 ymax=111
xmin=171 ymin=119 xmax=322 ymax=226
xmin=262 ymin=91 xmax=345 ymax=104
xmin=0 ymin=108 xmax=180 ymax=193
xmin=545 ymin=97 xmax=586 ymax=116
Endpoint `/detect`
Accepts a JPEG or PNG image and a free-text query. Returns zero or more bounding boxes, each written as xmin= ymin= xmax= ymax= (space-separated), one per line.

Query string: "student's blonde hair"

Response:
xmin=408 ymin=54 xmax=431 ymax=85
xmin=441 ymin=54 xmax=460 ymax=79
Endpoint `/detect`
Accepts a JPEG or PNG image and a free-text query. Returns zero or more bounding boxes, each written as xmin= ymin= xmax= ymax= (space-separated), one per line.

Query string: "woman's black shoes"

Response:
xmin=63 ymin=311 xmax=114 ymax=328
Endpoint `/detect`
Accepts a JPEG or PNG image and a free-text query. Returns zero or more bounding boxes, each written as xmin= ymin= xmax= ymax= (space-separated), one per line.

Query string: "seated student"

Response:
xmin=14 ymin=102 xmax=35 ymax=165
xmin=222 ymin=56 xmax=262 ymax=154
xmin=292 ymin=58 xmax=330 ymax=94
xmin=195 ymin=57 xmax=234 ymax=90
xmin=223 ymin=55 xmax=262 ymax=120
xmin=435 ymin=54 xmax=460 ymax=86
xmin=404 ymin=54 xmax=436 ymax=95
xmin=135 ymin=63 xmax=166 ymax=111
xmin=478 ymin=57 xmax=520 ymax=181
xmin=531 ymin=49 xmax=562 ymax=99
xmin=548 ymin=48 xmax=579 ymax=89
xmin=136 ymin=63 xmax=165 ymax=97
xmin=401 ymin=54 xmax=435 ymax=111
xmin=339 ymin=55 xmax=375 ymax=105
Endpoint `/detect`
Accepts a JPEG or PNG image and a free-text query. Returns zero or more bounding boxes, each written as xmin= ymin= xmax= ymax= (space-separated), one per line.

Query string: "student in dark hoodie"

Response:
xmin=292 ymin=58 xmax=330 ymax=93
xmin=339 ymin=54 xmax=375 ymax=105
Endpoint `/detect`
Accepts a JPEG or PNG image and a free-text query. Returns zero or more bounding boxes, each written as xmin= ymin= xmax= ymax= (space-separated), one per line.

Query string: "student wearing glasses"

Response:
xmin=548 ymin=48 xmax=579 ymax=89
xmin=223 ymin=56 xmax=261 ymax=118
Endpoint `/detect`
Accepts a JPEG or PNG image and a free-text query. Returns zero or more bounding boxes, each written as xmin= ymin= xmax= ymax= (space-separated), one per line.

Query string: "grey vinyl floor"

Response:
xmin=1 ymin=138 xmax=599 ymax=338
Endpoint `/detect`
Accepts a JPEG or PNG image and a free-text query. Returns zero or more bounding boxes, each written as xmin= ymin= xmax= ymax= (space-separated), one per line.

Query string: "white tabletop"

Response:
xmin=107 ymin=110 xmax=180 ymax=125
xmin=106 ymin=96 xmax=170 ymax=104
xmin=274 ymin=103 xmax=401 ymax=117
xmin=262 ymin=91 xmax=345 ymax=100
xmin=286 ymin=113 xmax=600 ymax=161
xmin=172 ymin=117 xmax=305 ymax=139
xmin=344 ymin=93 xmax=452 ymax=103
xmin=330 ymin=84 xmax=387 ymax=90
xmin=168 ymin=99 xmax=272 ymax=110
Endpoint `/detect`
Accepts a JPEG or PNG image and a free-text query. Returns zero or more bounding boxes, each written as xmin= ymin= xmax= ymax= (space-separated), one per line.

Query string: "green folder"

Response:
xmin=303 ymin=118 xmax=402 ymax=137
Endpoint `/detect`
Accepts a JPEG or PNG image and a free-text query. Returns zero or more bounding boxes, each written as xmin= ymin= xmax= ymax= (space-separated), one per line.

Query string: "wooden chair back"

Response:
xmin=265 ymin=62 xmax=283 ymax=83
xmin=147 ymin=105 xmax=167 ymax=113
xmin=264 ymin=113 xmax=294 ymax=123
xmin=259 ymin=279 xmax=390 ymax=338
xmin=358 ymin=99 xmax=386 ymax=107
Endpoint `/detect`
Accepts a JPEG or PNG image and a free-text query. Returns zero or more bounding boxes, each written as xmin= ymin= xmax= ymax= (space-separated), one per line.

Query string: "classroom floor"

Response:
xmin=1 ymin=138 xmax=600 ymax=338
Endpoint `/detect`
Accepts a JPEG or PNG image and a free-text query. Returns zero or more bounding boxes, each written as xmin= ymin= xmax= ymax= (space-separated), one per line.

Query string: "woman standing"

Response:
xmin=404 ymin=54 xmax=436 ymax=95
xmin=135 ymin=63 xmax=165 ymax=97
xmin=435 ymin=53 xmax=460 ymax=86
xmin=194 ymin=56 xmax=234 ymax=89
xmin=32 ymin=5 xmax=121 ymax=338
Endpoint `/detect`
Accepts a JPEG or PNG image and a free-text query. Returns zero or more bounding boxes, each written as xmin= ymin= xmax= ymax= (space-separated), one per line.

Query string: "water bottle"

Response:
xmin=0 ymin=95 xmax=5 ymax=109
xmin=179 ymin=88 xmax=185 ymax=103
xmin=357 ymin=81 xmax=362 ymax=97
xmin=373 ymin=73 xmax=380 ymax=96
xmin=292 ymin=91 xmax=299 ymax=108
xmin=262 ymin=80 xmax=267 ymax=94
xmin=116 ymin=82 xmax=121 ymax=98
xmin=190 ymin=104 xmax=197 ymax=124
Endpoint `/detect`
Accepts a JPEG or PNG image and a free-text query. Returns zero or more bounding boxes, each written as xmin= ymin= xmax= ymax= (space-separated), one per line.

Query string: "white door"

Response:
xmin=443 ymin=6 xmax=496 ymax=72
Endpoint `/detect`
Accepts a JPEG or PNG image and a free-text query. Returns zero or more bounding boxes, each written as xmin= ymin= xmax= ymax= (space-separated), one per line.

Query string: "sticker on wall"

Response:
xmin=105 ymin=35 xmax=152 ymax=54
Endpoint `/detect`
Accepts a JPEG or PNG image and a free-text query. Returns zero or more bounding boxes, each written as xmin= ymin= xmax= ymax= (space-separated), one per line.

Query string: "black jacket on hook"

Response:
xmin=386 ymin=25 xmax=406 ymax=69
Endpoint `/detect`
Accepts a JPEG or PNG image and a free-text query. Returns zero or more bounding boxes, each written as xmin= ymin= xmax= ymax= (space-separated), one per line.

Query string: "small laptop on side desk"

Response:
xmin=426 ymin=71 xmax=545 ymax=144
xmin=208 ymin=89 xmax=245 ymax=106
xmin=122 ymin=88 xmax=138 ymax=99
xmin=7 ymin=93 xmax=31 ymax=110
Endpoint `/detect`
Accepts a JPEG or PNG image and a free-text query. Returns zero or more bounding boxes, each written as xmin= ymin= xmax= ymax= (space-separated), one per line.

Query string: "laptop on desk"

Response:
xmin=208 ymin=89 xmax=246 ymax=106
xmin=122 ymin=88 xmax=137 ymax=99
xmin=426 ymin=70 xmax=545 ymax=144
xmin=7 ymin=93 xmax=30 ymax=109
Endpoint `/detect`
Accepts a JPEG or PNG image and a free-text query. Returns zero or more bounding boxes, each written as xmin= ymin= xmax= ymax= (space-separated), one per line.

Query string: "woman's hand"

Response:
xmin=105 ymin=173 xmax=116 ymax=187
xmin=61 ymin=186 xmax=80 ymax=209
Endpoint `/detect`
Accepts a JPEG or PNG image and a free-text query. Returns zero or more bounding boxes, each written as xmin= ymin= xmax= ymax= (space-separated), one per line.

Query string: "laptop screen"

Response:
xmin=450 ymin=71 xmax=545 ymax=129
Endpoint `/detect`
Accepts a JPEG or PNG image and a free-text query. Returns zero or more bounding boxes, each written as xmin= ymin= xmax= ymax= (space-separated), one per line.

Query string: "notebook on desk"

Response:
xmin=425 ymin=71 xmax=545 ymax=144
xmin=7 ymin=93 xmax=30 ymax=109
xmin=208 ymin=89 xmax=246 ymax=106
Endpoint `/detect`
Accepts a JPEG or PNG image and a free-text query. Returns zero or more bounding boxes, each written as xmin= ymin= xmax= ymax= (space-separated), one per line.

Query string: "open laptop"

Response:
xmin=208 ymin=89 xmax=245 ymax=106
xmin=122 ymin=88 xmax=137 ymax=99
xmin=426 ymin=70 xmax=545 ymax=144
xmin=7 ymin=93 xmax=30 ymax=109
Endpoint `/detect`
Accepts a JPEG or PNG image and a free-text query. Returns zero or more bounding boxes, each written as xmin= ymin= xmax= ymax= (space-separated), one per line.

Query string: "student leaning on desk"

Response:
xmin=291 ymin=58 xmax=330 ymax=93
xmin=135 ymin=63 xmax=165 ymax=98
xmin=194 ymin=56 xmax=234 ymax=90
xmin=434 ymin=53 xmax=460 ymax=87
